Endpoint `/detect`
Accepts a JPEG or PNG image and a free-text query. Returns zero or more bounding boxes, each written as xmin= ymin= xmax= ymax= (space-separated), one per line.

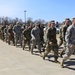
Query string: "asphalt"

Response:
xmin=0 ymin=40 xmax=75 ymax=75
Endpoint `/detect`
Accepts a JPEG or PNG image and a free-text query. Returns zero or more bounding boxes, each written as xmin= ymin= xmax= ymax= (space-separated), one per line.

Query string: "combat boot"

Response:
xmin=31 ymin=49 xmax=33 ymax=54
xmin=54 ymin=56 xmax=59 ymax=63
xmin=43 ymin=56 xmax=45 ymax=60
xmin=31 ymin=51 xmax=33 ymax=55
xmin=61 ymin=60 xmax=64 ymax=68
xmin=60 ymin=50 xmax=64 ymax=57
xmin=23 ymin=46 xmax=24 ymax=50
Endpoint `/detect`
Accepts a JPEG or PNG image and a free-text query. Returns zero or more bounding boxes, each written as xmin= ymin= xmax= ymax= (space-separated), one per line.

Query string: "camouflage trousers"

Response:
xmin=63 ymin=45 xmax=75 ymax=61
xmin=1 ymin=32 xmax=5 ymax=41
xmin=22 ymin=38 xmax=31 ymax=51
xmin=4 ymin=33 xmax=8 ymax=43
xmin=59 ymin=38 xmax=63 ymax=46
xmin=60 ymin=41 xmax=66 ymax=57
xmin=8 ymin=34 xmax=15 ymax=45
xmin=31 ymin=39 xmax=41 ymax=53
xmin=14 ymin=34 xmax=22 ymax=46
xmin=42 ymin=43 xmax=58 ymax=60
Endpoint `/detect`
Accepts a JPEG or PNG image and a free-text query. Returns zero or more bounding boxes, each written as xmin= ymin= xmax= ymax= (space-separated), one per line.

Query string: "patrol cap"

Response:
xmin=72 ymin=18 xmax=75 ymax=20
xmin=65 ymin=18 xmax=70 ymax=20
xmin=34 ymin=22 xmax=39 ymax=26
xmin=16 ymin=21 xmax=19 ymax=24
xmin=50 ymin=20 xmax=55 ymax=24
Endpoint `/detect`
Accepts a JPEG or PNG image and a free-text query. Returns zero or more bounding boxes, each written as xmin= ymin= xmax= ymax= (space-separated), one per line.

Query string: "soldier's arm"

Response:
xmin=20 ymin=26 xmax=22 ymax=33
xmin=13 ymin=26 xmax=16 ymax=34
xmin=47 ymin=29 xmax=51 ymax=43
xmin=59 ymin=27 xmax=62 ymax=38
xmin=31 ymin=29 xmax=35 ymax=40
xmin=65 ymin=27 xmax=72 ymax=46
xmin=7 ymin=29 xmax=10 ymax=35
xmin=23 ymin=31 xmax=26 ymax=40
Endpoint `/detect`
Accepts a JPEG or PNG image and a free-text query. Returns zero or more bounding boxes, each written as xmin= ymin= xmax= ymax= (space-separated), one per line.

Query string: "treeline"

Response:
xmin=0 ymin=17 xmax=23 ymax=25
xmin=0 ymin=16 xmax=61 ymax=27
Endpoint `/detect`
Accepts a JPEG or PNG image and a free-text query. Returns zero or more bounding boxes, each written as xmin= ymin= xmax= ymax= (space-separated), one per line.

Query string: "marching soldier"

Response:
xmin=61 ymin=18 xmax=75 ymax=68
xmin=59 ymin=18 xmax=70 ymax=57
xmin=22 ymin=25 xmax=31 ymax=51
xmin=31 ymin=23 xmax=41 ymax=54
xmin=38 ymin=24 xmax=44 ymax=51
xmin=41 ymin=20 xmax=59 ymax=63
xmin=13 ymin=22 xmax=22 ymax=47
xmin=8 ymin=24 xmax=15 ymax=45
xmin=44 ymin=22 xmax=51 ymax=43
xmin=4 ymin=25 xmax=8 ymax=43
xmin=43 ymin=22 xmax=51 ymax=51
xmin=59 ymin=21 xmax=65 ymax=47
xmin=1 ymin=25 xmax=6 ymax=41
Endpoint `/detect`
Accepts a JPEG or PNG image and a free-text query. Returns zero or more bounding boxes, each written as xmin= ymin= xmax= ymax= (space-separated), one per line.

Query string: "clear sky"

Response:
xmin=0 ymin=0 xmax=75 ymax=22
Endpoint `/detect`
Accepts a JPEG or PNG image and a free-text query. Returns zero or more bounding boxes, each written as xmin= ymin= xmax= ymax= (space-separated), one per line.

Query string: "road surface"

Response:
xmin=0 ymin=40 xmax=75 ymax=75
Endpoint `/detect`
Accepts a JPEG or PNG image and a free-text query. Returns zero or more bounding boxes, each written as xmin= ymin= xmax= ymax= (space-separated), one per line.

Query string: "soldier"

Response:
xmin=41 ymin=20 xmax=59 ymax=63
xmin=29 ymin=23 xmax=33 ymax=30
xmin=38 ymin=24 xmax=44 ymax=51
xmin=31 ymin=23 xmax=41 ymax=54
xmin=22 ymin=25 xmax=31 ymax=51
xmin=0 ymin=25 xmax=2 ymax=39
xmin=1 ymin=25 xmax=6 ymax=41
xmin=4 ymin=25 xmax=8 ymax=43
xmin=13 ymin=22 xmax=22 ymax=47
xmin=44 ymin=22 xmax=51 ymax=43
xmin=59 ymin=21 xmax=65 ymax=47
xmin=60 ymin=18 xmax=70 ymax=57
xmin=61 ymin=18 xmax=75 ymax=68
xmin=43 ymin=22 xmax=51 ymax=52
xmin=8 ymin=24 xmax=14 ymax=45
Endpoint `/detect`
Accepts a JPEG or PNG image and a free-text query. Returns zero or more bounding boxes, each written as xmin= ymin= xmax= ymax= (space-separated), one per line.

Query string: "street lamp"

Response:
xmin=24 ymin=10 xmax=26 ymax=25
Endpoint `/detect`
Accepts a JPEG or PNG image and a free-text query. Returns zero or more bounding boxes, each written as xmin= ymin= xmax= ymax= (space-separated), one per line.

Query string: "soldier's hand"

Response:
xmin=24 ymin=37 xmax=26 ymax=40
xmin=49 ymin=42 xmax=53 ymax=45
xmin=70 ymin=44 xmax=74 ymax=48
xmin=8 ymin=33 xmax=10 ymax=35
xmin=14 ymin=33 xmax=16 ymax=35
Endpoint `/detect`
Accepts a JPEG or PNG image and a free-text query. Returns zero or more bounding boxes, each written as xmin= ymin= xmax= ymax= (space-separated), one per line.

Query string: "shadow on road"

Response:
xmin=64 ymin=61 xmax=75 ymax=71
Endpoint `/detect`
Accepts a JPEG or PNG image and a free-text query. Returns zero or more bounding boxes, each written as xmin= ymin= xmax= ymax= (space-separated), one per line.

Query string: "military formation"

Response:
xmin=0 ymin=18 xmax=75 ymax=68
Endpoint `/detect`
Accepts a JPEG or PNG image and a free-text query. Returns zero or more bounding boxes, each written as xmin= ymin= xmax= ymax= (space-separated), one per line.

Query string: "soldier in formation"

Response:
xmin=59 ymin=18 xmax=70 ymax=57
xmin=13 ymin=22 xmax=22 ymax=47
xmin=61 ymin=18 xmax=75 ymax=68
xmin=22 ymin=25 xmax=31 ymax=51
xmin=31 ymin=23 xmax=41 ymax=54
xmin=8 ymin=24 xmax=15 ymax=45
xmin=41 ymin=20 xmax=59 ymax=63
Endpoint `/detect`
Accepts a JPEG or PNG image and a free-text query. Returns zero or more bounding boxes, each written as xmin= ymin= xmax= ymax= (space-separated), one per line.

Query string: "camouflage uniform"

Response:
xmin=31 ymin=24 xmax=41 ymax=54
xmin=61 ymin=25 xmax=75 ymax=67
xmin=8 ymin=25 xmax=14 ymax=45
xmin=1 ymin=25 xmax=6 ymax=41
xmin=59 ymin=25 xmax=64 ymax=46
xmin=44 ymin=27 xmax=50 ymax=43
xmin=60 ymin=24 xmax=70 ymax=57
xmin=42 ymin=27 xmax=58 ymax=62
xmin=22 ymin=27 xmax=31 ymax=51
xmin=4 ymin=25 xmax=8 ymax=43
xmin=43 ymin=22 xmax=51 ymax=52
xmin=0 ymin=26 xmax=2 ymax=39
xmin=39 ymin=25 xmax=44 ymax=51
xmin=13 ymin=23 xmax=22 ymax=47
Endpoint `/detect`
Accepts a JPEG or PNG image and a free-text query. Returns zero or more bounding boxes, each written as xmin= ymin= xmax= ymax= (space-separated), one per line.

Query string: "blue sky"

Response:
xmin=0 ymin=0 xmax=75 ymax=22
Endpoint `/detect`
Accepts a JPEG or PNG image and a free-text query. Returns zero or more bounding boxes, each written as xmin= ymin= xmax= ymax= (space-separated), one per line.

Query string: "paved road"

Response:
xmin=0 ymin=40 xmax=75 ymax=75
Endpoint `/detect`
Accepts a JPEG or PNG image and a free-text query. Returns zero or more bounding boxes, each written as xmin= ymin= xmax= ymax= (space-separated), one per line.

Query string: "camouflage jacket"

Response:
xmin=47 ymin=27 xmax=57 ymax=44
